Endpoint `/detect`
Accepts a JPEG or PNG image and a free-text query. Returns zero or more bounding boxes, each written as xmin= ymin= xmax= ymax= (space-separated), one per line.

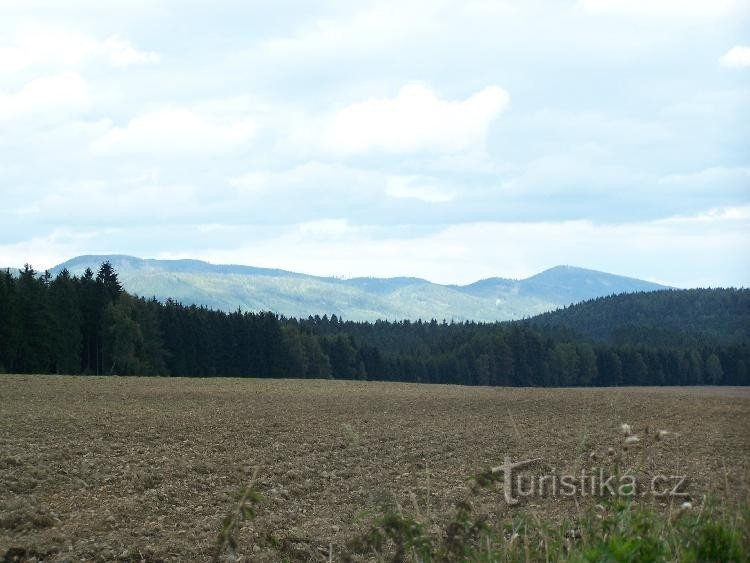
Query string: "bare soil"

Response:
xmin=1 ymin=376 xmax=748 ymax=561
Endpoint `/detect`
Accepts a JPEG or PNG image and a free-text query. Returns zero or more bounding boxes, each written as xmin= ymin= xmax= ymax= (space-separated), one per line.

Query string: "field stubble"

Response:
xmin=0 ymin=376 xmax=748 ymax=561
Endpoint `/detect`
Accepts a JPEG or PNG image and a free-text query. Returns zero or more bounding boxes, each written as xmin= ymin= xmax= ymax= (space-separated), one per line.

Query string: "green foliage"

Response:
xmin=48 ymin=269 xmax=82 ymax=374
xmin=344 ymin=493 xmax=749 ymax=562
xmin=350 ymin=511 xmax=434 ymax=562
xmin=341 ymin=423 xmax=360 ymax=447
xmin=684 ymin=519 xmax=745 ymax=562
xmin=96 ymin=260 xmax=123 ymax=302
xmin=705 ymin=353 xmax=724 ymax=385
xmin=322 ymin=334 xmax=366 ymax=380
xmin=340 ymin=458 xmax=749 ymax=562
xmin=1 ymin=262 xmax=748 ymax=387
xmin=529 ymin=288 xmax=750 ymax=347
xmin=212 ymin=480 xmax=263 ymax=563
xmin=103 ymin=297 xmax=143 ymax=375
xmin=13 ymin=265 xmax=53 ymax=373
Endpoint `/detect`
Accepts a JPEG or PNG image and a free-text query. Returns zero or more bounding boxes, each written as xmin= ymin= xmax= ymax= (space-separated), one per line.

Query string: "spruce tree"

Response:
xmin=49 ymin=269 xmax=83 ymax=374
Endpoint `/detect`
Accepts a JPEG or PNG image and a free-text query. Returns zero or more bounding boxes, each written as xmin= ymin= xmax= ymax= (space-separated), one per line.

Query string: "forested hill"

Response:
xmin=1 ymin=263 xmax=747 ymax=386
xmin=48 ymin=255 xmax=667 ymax=322
xmin=526 ymin=288 xmax=750 ymax=347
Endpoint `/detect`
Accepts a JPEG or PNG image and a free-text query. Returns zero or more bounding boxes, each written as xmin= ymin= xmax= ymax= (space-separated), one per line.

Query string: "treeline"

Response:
xmin=0 ymin=263 xmax=748 ymax=386
xmin=527 ymin=288 xmax=750 ymax=346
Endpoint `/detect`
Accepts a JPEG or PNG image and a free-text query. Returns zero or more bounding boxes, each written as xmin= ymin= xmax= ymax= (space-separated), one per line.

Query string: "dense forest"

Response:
xmin=527 ymin=288 xmax=749 ymax=347
xmin=0 ymin=263 xmax=748 ymax=386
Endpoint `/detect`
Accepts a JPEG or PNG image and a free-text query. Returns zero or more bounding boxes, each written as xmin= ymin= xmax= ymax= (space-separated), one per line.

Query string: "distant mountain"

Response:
xmin=527 ymin=288 xmax=750 ymax=346
xmin=49 ymin=255 xmax=668 ymax=321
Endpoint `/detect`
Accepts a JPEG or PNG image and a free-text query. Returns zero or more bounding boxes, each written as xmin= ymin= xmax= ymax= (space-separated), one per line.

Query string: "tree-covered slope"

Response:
xmin=49 ymin=255 xmax=668 ymax=322
xmin=1 ymin=263 xmax=747 ymax=386
xmin=526 ymin=288 xmax=750 ymax=346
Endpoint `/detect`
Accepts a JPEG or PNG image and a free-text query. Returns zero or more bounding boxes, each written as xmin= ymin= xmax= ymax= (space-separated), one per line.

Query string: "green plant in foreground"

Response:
xmin=211 ymin=469 xmax=263 ymax=563
xmin=214 ymin=473 xmax=748 ymax=562
xmin=343 ymin=496 xmax=748 ymax=562
xmin=338 ymin=453 xmax=750 ymax=563
xmin=342 ymin=423 xmax=361 ymax=447
xmin=215 ymin=424 xmax=750 ymax=562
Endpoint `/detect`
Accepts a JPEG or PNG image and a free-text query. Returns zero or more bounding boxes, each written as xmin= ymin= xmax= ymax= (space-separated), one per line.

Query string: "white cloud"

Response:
xmin=0 ymin=28 xmax=159 ymax=75
xmin=253 ymin=3 xmax=441 ymax=64
xmin=229 ymin=161 xmax=381 ymax=197
xmin=229 ymin=171 xmax=271 ymax=194
xmin=657 ymin=166 xmax=750 ymax=190
xmin=385 ymin=176 xmax=455 ymax=203
xmin=0 ymin=72 xmax=88 ymax=121
xmin=578 ymin=0 xmax=746 ymax=18
xmin=296 ymin=218 xmax=352 ymax=238
xmin=0 ymin=229 xmax=103 ymax=271
xmin=8 ymin=176 xmax=202 ymax=225
xmin=320 ymin=83 xmax=509 ymax=155
xmin=720 ymin=45 xmax=750 ymax=68
xmin=528 ymin=109 xmax=669 ymax=147
xmin=92 ymin=108 xmax=257 ymax=156
xmin=5 ymin=203 xmax=748 ymax=287
xmin=656 ymin=205 xmax=750 ymax=224
xmin=176 ymin=210 xmax=749 ymax=287
xmin=1 ymin=1 xmax=748 ymax=289
xmin=101 ymin=35 xmax=160 ymax=68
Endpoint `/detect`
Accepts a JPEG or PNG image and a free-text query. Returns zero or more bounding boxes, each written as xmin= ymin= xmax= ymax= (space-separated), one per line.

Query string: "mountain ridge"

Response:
xmin=42 ymin=254 xmax=668 ymax=322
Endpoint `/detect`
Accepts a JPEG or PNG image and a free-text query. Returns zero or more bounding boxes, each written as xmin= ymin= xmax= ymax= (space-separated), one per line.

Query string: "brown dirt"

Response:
xmin=1 ymin=376 xmax=748 ymax=561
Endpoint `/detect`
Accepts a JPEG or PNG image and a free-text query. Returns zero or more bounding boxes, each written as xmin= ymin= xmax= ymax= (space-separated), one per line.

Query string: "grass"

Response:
xmin=213 ymin=410 xmax=750 ymax=561
xmin=339 ymin=496 xmax=749 ymax=562
xmin=334 ymin=412 xmax=750 ymax=561
xmin=207 ymin=470 xmax=748 ymax=562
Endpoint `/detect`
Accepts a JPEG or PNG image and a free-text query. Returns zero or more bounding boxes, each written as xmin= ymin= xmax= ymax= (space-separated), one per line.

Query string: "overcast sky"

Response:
xmin=1 ymin=0 xmax=749 ymax=286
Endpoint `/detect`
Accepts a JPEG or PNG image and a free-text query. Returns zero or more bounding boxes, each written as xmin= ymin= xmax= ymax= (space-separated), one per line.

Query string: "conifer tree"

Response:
xmin=49 ymin=269 xmax=82 ymax=374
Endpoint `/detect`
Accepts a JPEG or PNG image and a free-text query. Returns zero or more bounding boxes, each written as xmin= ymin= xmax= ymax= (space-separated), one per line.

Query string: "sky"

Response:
xmin=0 ymin=0 xmax=749 ymax=287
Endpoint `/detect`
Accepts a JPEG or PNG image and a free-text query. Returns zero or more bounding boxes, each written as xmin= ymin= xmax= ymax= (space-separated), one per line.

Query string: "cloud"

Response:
xmin=720 ymin=45 xmax=750 ymax=68
xmin=385 ymin=176 xmax=455 ymax=203
xmin=5 ymin=190 xmax=748 ymax=287
xmin=296 ymin=218 xmax=353 ymax=238
xmin=320 ymin=83 xmax=509 ymax=155
xmin=229 ymin=161 xmax=382 ymax=198
xmin=1 ymin=1 xmax=748 ymax=289
xmin=656 ymin=205 xmax=750 ymax=224
xmin=92 ymin=108 xmax=257 ymax=156
xmin=0 ymin=72 xmax=88 ymax=121
xmin=226 ymin=162 xmax=394 ymax=224
xmin=171 ymin=209 xmax=749 ymax=287
xmin=101 ymin=35 xmax=160 ymax=68
xmin=231 ymin=161 xmax=355 ymax=192
xmin=0 ymin=229 xmax=104 ymax=271
xmin=578 ymin=0 xmax=746 ymax=18
xmin=5 ymin=175 xmax=204 ymax=227
xmin=252 ymin=3 xmax=440 ymax=64
xmin=527 ymin=109 xmax=670 ymax=148
xmin=0 ymin=28 xmax=159 ymax=75
xmin=657 ymin=166 xmax=750 ymax=192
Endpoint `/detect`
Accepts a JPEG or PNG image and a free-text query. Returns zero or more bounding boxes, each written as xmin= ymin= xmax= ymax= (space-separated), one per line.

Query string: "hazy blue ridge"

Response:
xmin=48 ymin=255 xmax=670 ymax=322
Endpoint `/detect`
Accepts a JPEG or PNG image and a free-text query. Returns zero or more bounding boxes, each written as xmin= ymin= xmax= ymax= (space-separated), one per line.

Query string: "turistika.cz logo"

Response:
xmin=490 ymin=457 xmax=688 ymax=505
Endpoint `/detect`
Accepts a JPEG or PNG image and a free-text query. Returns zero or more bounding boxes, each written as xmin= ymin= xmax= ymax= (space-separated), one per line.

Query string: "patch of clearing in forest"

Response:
xmin=1 ymin=376 xmax=748 ymax=561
